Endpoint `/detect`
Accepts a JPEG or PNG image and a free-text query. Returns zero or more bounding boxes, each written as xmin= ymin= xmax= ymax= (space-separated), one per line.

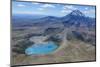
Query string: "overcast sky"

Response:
xmin=12 ymin=1 xmax=96 ymax=18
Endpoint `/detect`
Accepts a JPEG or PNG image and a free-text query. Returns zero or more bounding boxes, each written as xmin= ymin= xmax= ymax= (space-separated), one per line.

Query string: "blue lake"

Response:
xmin=25 ymin=42 xmax=58 ymax=55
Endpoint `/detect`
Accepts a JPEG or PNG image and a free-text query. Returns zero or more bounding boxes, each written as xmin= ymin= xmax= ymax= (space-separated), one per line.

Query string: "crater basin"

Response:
xmin=25 ymin=42 xmax=58 ymax=55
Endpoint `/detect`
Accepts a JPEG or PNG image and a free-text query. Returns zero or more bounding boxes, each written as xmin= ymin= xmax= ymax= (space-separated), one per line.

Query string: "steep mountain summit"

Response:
xmin=61 ymin=10 xmax=95 ymax=28
xmin=69 ymin=10 xmax=85 ymax=17
xmin=61 ymin=10 xmax=85 ymax=21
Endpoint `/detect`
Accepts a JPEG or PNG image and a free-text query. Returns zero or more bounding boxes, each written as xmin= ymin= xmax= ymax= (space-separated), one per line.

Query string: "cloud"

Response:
xmin=15 ymin=11 xmax=33 ymax=14
xmin=32 ymin=2 xmax=40 ymax=5
xmin=63 ymin=5 xmax=77 ymax=10
xmin=17 ymin=4 xmax=26 ymax=7
xmin=15 ymin=11 xmax=44 ymax=15
xmin=61 ymin=9 xmax=71 ymax=13
xmin=85 ymin=7 xmax=88 ymax=10
xmin=82 ymin=9 xmax=95 ymax=17
xmin=61 ymin=5 xmax=75 ymax=13
xmin=41 ymin=4 xmax=55 ymax=8
xmin=38 ymin=8 xmax=44 ymax=11
xmin=37 ymin=4 xmax=55 ymax=11
xmin=83 ymin=9 xmax=95 ymax=14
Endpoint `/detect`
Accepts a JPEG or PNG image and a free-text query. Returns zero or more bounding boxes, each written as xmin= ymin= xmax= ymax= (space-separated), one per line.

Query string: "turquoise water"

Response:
xmin=25 ymin=42 xmax=58 ymax=55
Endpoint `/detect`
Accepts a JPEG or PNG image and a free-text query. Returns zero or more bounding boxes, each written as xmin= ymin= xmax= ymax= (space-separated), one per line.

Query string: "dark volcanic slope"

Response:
xmin=61 ymin=10 xmax=95 ymax=28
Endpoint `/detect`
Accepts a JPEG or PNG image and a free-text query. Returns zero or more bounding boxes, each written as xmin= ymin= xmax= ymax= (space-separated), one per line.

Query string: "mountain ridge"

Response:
xmin=12 ymin=10 xmax=95 ymax=28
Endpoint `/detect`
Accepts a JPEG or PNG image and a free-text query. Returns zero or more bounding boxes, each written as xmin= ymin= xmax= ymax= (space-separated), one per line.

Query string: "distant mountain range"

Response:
xmin=12 ymin=10 xmax=96 ymax=28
